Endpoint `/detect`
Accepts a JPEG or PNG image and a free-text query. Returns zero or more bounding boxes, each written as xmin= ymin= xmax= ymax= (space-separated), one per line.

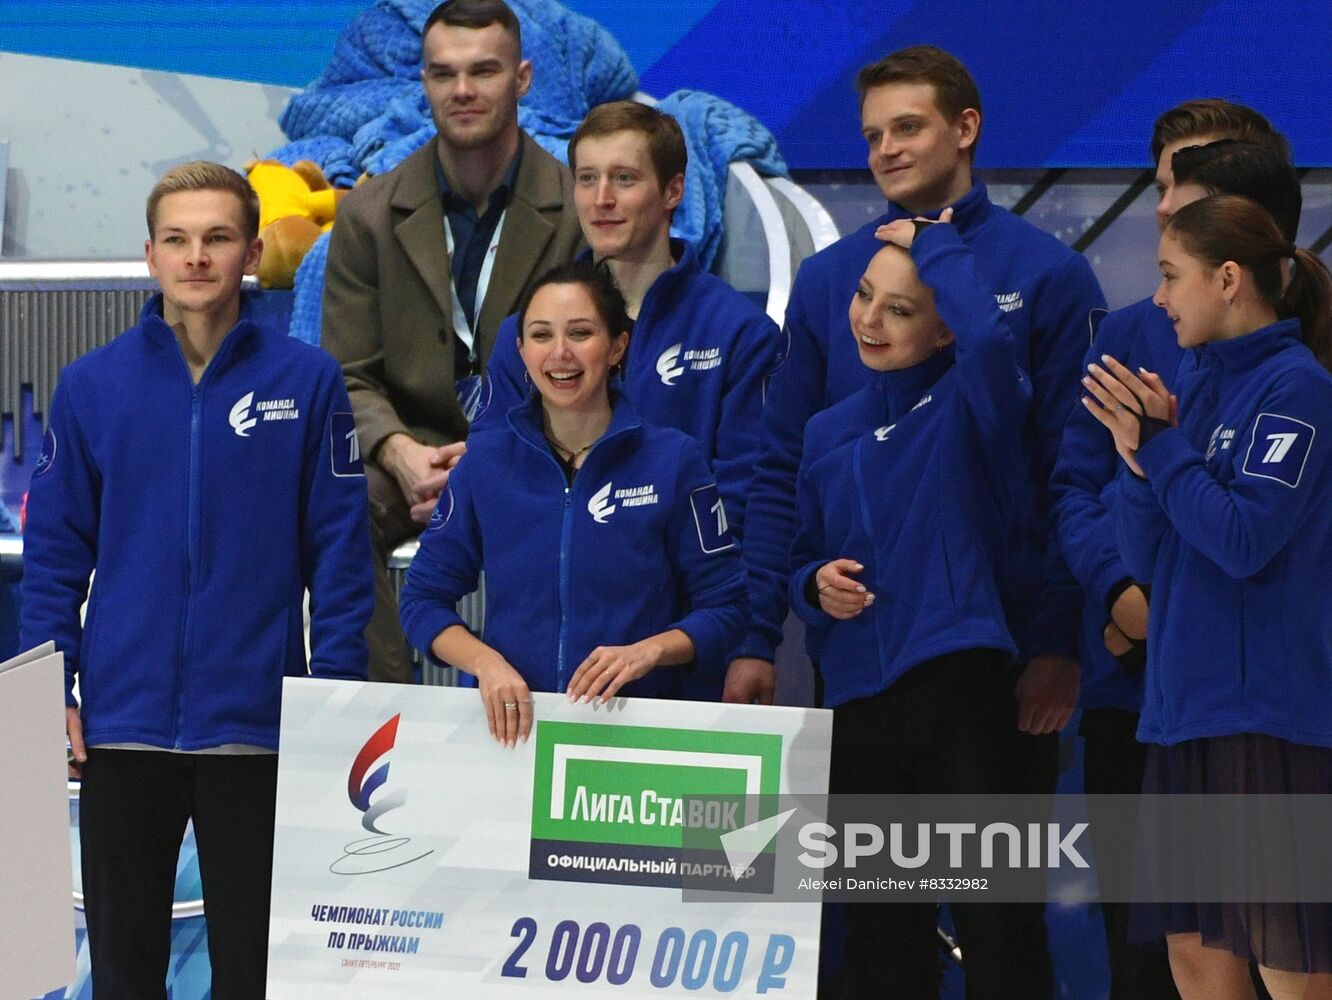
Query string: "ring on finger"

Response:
xmin=504 ymin=702 xmax=518 ymax=710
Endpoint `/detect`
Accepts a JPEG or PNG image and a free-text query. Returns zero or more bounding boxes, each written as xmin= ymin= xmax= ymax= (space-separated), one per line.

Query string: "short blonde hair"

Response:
xmin=146 ymin=161 xmax=260 ymax=242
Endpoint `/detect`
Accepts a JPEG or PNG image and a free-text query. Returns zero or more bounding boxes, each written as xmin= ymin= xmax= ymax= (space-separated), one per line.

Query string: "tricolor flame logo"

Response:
xmin=347 ymin=714 xmax=406 ymax=834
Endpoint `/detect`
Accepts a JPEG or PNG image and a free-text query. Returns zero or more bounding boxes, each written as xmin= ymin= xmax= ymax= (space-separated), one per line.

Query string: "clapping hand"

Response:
xmin=1081 ymin=355 xmax=1176 ymax=476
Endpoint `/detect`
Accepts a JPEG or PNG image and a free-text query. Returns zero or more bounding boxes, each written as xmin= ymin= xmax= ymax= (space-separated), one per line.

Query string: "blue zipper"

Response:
xmin=174 ymin=382 xmax=202 ymax=748
xmin=556 ymin=487 xmax=573 ymax=689
xmin=169 ymin=326 xmax=240 ymax=747
xmin=510 ymin=413 xmax=635 ymax=691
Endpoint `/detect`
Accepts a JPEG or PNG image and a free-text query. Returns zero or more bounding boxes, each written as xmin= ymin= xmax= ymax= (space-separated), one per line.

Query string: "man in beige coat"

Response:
xmin=322 ymin=0 xmax=584 ymax=682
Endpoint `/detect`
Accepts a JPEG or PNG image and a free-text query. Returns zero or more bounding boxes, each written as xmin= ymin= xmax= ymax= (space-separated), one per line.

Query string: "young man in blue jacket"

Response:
xmin=1050 ymin=104 xmax=1293 ymax=1000
xmin=474 ymin=101 xmax=780 ymax=700
xmin=21 ymin=162 xmax=375 ymax=1000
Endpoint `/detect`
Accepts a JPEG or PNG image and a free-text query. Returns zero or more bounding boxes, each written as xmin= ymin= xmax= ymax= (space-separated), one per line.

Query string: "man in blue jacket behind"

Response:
xmin=21 ymin=162 xmax=375 ymax=1000
xmin=475 ymin=100 xmax=780 ymax=700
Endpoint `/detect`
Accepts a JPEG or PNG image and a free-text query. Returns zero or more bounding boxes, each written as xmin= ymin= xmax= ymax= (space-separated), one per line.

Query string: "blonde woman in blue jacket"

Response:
xmin=789 ymin=210 xmax=1051 ymax=998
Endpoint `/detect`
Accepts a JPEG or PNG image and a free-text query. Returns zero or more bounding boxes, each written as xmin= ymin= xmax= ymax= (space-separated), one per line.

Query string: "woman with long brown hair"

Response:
xmin=1085 ymin=194 xmax=1332 ymax=1000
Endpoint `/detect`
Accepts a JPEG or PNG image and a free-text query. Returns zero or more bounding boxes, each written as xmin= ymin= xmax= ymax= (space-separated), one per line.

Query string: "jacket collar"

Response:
xmin=433 ymin=138 xmax=523 ymax=214
xmin=391 ymin=131 xmax=570 ymax=214
xmin=881 ymin=182 xmax=992 ymax=234
xmin=579 ymin=238 xmax=701 ymax=303
xmin=505 ymin=387 xmax=644 ymax=459
xmin=643 ymin=239 xmax=700 ymax=308
xmin=873 ymin=345 xmax=955 ymax=421
xmin=138 ymin=291 xmax=263 ymax=368
xmin=1194 ymin=317 xmax=1304 ymax=375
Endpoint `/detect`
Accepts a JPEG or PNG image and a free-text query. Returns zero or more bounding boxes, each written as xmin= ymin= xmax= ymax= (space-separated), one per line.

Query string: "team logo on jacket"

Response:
xmin=1242 ymin=413 xmax=1315 ymax=488
xmin=34 ymin=427 xmax=57 ymax=477
xmin=873 ymin=424 xmax=895 ymax=441
xmin=1206 ymin=423 xmax=1236 ymax=461
xmin=689 ymin=484 xmax=736 ymax=553
xmin=427 ymin=486 xmax=454 ymax=531
xmin=589 ymin=482 xmax=617 ymax=523
xmin=330 ymin=412 xmax=365 ymax=478
xmin=230 ymin=390 xmax=300 ymax=437
xmin=229 ymin=392 xmax=258 ymax=437
xmin=995 ymin=291 xmax=1024 ymax=313
xmin=332 ymin=714 xmax=434 ymax=875
xmin=589 ymin=481 xmax=659 ymax=522
xmin=657 ymin=344 xmax=686 ymax=385
xmin=656 ymin=343 xmax=723 ymax=386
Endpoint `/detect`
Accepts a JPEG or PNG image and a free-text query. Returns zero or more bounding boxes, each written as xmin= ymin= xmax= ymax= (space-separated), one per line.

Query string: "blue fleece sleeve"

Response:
xmin=713 ymin=309 xmax=781 ymax=544
xmin=733 ymin=265 xmax=830 ymax=662
xmin=399 ymin=452 xmax=485 ymax=656
xmin=1136 ymin=369 xmax=1332 ymax=579
xmin=471 ymin=313 xmax=529 ymax=434
xmin=1115 ymin=466 xmax=1168 ymax=582
xmin=665 ymin=441 xmax=748 ymax=671
xmin=18 ymin=378 xmax=99 ymax=705
xmin=301 ymin=364 xmax=375 ymax=680
xmin=1030 ymin=253 xmax=1106 ymax=520
xmin=787 ymin=449 xmax=834 ymax=627
xmin=1026 ymin=251 xmax=1106 ymax=659
xmin=1051 ymin=315 xmax=1139 ymax=612
xmin=912 ymin=224 xmax=1030 ymax=432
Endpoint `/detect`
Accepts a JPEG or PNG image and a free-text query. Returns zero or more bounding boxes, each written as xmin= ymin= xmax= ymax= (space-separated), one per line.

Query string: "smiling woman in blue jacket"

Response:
xmin=1085 ymin=194 xmax=1332 ymax=998
xmin=788 ymin=211 xmax=1050 ymax=998
xmin=400 ymin=260 xmax=747 ymax=747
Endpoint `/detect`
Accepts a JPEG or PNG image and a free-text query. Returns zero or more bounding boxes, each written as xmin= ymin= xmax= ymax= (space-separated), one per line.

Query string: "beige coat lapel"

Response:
xmin=475 ymin=134 xmax=566 ymax=360
xmin=391 ymin=143 xmax=452 ymax=322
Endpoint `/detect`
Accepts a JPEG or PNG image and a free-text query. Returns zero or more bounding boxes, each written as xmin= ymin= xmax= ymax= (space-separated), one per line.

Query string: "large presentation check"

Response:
xmin=267 ymin=679 xmax=831 ymax=998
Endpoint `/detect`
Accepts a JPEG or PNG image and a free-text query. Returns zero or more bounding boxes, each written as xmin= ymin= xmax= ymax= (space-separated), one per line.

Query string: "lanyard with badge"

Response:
xmin=445 ymin=210 xmax=506 ymax=422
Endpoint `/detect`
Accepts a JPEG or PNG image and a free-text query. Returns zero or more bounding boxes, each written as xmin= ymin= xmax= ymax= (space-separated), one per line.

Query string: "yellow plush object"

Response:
xmin=245 ymin=159 xmax=348 ymax=288
xmin=257 ymin=216 xmax=324 ymax=290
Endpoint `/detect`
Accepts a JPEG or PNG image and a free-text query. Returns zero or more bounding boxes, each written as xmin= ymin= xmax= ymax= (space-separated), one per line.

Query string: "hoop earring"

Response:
xmin=522 ymin=369 xmax=533 ymax=390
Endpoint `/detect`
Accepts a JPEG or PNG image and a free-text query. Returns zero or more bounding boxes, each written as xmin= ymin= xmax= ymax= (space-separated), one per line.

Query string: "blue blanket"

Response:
xmin=276 ymin=0 xmax=787 ymax=345
xmin=275 ymin=0 xmax=637 ymax=179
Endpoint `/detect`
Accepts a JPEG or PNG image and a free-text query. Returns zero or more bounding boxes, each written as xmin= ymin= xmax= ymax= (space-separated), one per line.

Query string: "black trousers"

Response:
xmin=79 ymin=748 xmax=279 ymax=1000
xmin=828 ymin=650 xmax=1054 ymax=1000
xmin=1081 ymin=707 xmax=1182 ymax=1000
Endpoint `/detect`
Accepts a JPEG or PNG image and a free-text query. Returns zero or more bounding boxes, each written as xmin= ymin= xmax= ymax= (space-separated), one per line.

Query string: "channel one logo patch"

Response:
xmin=529 ymin=721 xmax=782 ymax=890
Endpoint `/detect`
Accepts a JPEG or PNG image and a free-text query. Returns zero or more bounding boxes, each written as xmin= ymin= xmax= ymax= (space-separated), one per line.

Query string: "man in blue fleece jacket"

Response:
xmin=21 ymin=163 xmax=374 ymax=1000
xmin=474 ymin=101 xmax=780 ymax=700
xmin=1050 ymin=103 xmax=1293 ymax=1000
